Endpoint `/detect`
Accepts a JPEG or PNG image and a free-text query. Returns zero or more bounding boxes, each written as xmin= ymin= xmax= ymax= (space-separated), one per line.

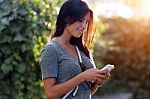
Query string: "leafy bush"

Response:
xmin=100 ymin=17 xmax=150 ymax=99
xmin=93 ymin=17 xmax=128 ymax=95
xmin=0 ymin=0 xmax=62 ymax=98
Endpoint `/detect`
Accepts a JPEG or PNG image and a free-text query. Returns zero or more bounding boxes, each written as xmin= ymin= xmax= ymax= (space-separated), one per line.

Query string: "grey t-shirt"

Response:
xmin=40 ymin=40 xmax=95 ymax=99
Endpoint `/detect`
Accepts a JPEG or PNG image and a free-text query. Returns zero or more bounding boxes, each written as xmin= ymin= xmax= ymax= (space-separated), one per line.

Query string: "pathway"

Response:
xmin=92 ymin=92 xmax=132 ymax=99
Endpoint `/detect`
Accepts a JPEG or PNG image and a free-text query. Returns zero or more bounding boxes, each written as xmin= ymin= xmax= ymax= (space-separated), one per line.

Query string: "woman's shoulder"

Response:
xmin=44 ymin=40 xmax=59 ymax=49
xmin=42 ymin=41 xmax=58 ymax=53
xmin=42 ymin=40 xmax=63 ymax=55
xmin=43 ymin=41 xmax=54 ymax=49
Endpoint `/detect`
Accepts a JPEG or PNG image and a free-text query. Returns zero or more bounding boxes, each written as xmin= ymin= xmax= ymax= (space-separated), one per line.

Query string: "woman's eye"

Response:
xmin=79 ymin=19 xmax=84 ymax=22
xmin=78 ymin=19 xmax=88 ymax=25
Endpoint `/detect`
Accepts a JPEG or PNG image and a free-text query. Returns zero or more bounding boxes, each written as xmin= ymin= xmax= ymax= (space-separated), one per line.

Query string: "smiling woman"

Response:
xmin=40 ymin=0 xmax=110 ymax=99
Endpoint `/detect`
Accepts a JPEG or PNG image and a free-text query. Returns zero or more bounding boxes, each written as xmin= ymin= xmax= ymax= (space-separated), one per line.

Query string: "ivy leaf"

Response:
xmin=18 ymin=63 xmax=26 ymax=73
xmin=0 ymin=25 xmax=5 ymax=31
xmin=13 ymin=34 xmax=24 ymax=42
xmin=0 ymin=0 xmax=3 ymax=3
xmin=0 ymin=18 xmax=9 ymax=25
xmin=1 ymin=63 xmax=13 ymax=74
xmin=18 ymin=9 xmax=28 ymax=16
xmin=21 ymin=44 xmax=28 ymax=52
xmin=0 ymin=34 xmax=12 ymax=44
xmin=0 ymin=1 xmax=11 ymax=17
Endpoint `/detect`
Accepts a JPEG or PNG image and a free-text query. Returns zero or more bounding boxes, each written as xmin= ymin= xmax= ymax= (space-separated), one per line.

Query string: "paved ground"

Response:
xmin=92 ymin=92 xmax=132 ymax=99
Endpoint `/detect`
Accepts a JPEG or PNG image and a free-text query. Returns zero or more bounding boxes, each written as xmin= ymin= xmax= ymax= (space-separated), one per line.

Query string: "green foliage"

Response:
xmin=98 ymin=17 xmax=150 ymax=99
xmin=0 ymin=0 xmax=63 ymax=98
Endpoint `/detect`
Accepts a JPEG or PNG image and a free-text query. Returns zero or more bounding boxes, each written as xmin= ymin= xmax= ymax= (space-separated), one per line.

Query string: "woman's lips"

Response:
xmin=79 ymin=30 xmax=82 ymax=34
xmin=77 ymin=29 xmax=84 ymax=34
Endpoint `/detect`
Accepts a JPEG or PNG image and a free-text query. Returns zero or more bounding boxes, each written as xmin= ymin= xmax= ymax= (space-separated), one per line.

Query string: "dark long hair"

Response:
xmin=52 ymin=0 xmax=95 ymax=58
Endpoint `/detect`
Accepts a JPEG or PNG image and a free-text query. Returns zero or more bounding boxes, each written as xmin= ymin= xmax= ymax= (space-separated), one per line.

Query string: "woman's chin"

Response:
xmin=74 ymin=34 xmax=82 ymax=38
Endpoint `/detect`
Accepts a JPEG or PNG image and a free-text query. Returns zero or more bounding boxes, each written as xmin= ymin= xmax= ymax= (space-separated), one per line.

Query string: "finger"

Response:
xmin=104 ymin=76 xmax=110 ymax=81
xmin=97 ymin=70 xmax=108 ymax=74
xmin=97 ymin=71 xmax=107 ymax=75
xmin=99 ymin=69 xmax=108 ymax=72
xmin=94 ymin=76 xmax=98 ymax=81
xmin=94 ymin=79 xmax=102 ymax=85
xmin=96 ymin=74 xmax=107 ymax=79
xmin=105 ymin=73 xmax=110 ymax=77
xmin=96 ymin=78 xmax=102 ymax=82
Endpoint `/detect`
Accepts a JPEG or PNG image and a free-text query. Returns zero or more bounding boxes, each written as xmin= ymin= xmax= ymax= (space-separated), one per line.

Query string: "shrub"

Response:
xmin=0 ymin=0 xmax=62 ymax=98
xmin=102 ymin=17 xmax=150 ymax=99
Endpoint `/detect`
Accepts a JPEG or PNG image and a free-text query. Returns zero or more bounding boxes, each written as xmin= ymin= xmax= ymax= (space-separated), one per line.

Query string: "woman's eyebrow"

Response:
xmin=83 ymin=18 xmax=89 ymax=21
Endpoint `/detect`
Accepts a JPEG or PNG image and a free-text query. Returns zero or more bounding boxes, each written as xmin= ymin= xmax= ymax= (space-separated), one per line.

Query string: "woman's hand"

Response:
xmin=94 ymin=70 xmax=110 ymax=85
xmin=79 ymin=68 xmax=108 ymax=82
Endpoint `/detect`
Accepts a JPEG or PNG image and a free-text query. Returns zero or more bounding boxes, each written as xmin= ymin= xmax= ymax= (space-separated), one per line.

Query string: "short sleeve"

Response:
xmin=40 ymin=43 xmax=58 ymax=80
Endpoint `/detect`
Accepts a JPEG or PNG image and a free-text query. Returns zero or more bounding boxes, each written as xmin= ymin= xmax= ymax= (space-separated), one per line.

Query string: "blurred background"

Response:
xmin=0 ymin=0 xmax=150 ymax=99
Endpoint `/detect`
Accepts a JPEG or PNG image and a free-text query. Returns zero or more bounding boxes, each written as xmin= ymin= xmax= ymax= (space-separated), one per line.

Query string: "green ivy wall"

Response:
xmin=0 ymin=0 xmax=63 ymax=98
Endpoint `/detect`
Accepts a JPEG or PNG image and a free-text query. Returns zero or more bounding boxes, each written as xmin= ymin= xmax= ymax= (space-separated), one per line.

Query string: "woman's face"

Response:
xmin=65 ymin=12 xmax=90 ymax=38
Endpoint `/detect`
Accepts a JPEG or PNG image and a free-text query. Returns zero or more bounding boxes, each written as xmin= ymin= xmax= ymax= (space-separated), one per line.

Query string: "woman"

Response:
xmin=40 ymin=0 xmax=110 ymax=99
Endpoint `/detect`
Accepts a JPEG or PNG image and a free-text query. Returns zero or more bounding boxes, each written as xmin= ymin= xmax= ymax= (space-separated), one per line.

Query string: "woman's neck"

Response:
xmin=52 ymin=29 xmax=72 ymax=47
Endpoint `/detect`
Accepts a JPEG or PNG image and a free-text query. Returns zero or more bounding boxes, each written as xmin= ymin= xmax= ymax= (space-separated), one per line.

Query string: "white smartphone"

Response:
xmin=100 ymin=64 xmax=115 ymax=72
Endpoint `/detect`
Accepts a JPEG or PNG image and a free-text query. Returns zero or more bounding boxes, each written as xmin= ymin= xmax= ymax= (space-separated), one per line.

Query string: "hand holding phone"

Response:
xmin=100 ymin=64 xmax=115 ymax=72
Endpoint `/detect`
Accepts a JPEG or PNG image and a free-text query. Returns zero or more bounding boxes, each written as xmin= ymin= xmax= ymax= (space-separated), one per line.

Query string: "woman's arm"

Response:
xmin=43 ymin=68 xmax=104 ymax=99
xmin=43 ymin=74 xmax=84 ymax=99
